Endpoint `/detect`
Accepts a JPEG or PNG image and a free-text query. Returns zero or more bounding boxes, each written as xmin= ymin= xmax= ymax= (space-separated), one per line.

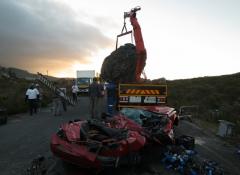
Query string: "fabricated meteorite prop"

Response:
xmin=101 ymin=43 xmax=137 ymax=83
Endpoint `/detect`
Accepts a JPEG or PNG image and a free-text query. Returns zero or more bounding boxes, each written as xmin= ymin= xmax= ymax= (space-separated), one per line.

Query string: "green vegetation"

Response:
xmin=0 ymin=77 xmax=29 ymax=114
xmin=167 ymin=73 xmax=240 ymax=134
xmin=0 ymin=76 xmax=53 ymax=115
xmin=1 ymin=70 xmax=239 ymax=134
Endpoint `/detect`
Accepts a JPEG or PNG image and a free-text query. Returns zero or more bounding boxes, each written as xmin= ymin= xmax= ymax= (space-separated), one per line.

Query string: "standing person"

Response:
xmin=72 ymin=80 xmax=78 ymax=103
xmin=89 ymin=77 xmax=101 ymax=118
xmin=59 ymin=88 xmax=67 ymax=112
xmin=98 ymin=81 xmax=105 ymax=114
xmin=25 ymin=83 xmax=39 ymax=116
xmin=35 ymin=83 xmax=43 ymax=112
xmin=53 ymin=89 xmax=62 ymax=116
xmin=106 ymin=82 xmax=117 ymax=116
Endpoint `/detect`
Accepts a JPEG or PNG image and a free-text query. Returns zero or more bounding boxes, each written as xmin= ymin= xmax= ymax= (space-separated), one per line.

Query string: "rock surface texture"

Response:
xmin=101 ymin=43 xmax=137 ymax=83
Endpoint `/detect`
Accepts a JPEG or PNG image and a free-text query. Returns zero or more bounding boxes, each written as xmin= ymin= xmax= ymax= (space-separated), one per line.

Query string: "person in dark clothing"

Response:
xmin=106 ymin=82 xmax=117 ymax=115
xmin=53 ymin=90 xmax=62 ymax=116
xmin=59 ymin=88 xmax=67 ymax=112
xmin=89 ymin=78 xmax=101 ymax=118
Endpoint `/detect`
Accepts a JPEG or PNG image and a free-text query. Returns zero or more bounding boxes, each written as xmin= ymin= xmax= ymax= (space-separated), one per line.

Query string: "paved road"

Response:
xmin=0 ymin=97 xmax=106 ymax=175
xmin=176 ymin=120 xmax=240 ymax=175
xmin=1 ymin=97 xmax=239 ymax=175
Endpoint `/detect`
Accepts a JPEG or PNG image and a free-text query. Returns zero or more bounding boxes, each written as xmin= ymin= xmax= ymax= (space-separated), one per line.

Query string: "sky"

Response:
xmin=0 ymin=0 xmax=239 ymax=80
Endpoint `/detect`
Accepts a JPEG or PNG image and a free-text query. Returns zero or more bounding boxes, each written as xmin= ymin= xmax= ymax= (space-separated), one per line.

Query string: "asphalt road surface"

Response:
xmin=176 ymin=120 xmax=240 ymax=175
xmin=0 ymin=96 xmax=106 ymax=175
xmin=0 ymin=96 xmax=239 ymax=175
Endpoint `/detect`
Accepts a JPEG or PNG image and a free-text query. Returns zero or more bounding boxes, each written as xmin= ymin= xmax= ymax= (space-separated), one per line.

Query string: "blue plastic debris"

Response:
xmin=201 ymin=160 xmax=225 ymax=175
xmin=161 ymin=145 xmax=225 ymax=175
xmin=161 ymin=146 xmax=197 ymax=174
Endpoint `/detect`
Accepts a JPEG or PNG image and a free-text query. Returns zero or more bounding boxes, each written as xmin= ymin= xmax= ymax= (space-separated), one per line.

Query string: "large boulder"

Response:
xmin=100 ymin=43 xmax=137 ymax=83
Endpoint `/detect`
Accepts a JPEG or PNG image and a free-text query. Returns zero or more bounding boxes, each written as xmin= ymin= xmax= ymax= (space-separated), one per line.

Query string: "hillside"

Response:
xmin=166 ymin=73 xmax=240 ymax=125
xmin=0 ymin=66 xmax=58 ymax=81
xmin=0 ymin=66 xmax=67 ymax=114
xmin=0 ymin=65 xmax=239 ymax=128
xmin=0 ymin=66 xmax=36 ymax=80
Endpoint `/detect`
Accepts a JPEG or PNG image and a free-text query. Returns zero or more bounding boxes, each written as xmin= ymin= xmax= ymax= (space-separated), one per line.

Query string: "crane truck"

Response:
xmin=115 ymin=7 xmax=168 ymax=109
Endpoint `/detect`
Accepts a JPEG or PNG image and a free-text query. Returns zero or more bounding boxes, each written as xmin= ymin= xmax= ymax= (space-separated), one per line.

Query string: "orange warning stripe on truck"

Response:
xmin=125 ymin=89 xmax=160 ymax=95
xmin=119 ymin=84 xmax=167 ymax=96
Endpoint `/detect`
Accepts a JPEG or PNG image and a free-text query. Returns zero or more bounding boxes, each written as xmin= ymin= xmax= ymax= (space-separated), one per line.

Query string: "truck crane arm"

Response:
xmin=124 ymin=7 xmax=147 ymax=82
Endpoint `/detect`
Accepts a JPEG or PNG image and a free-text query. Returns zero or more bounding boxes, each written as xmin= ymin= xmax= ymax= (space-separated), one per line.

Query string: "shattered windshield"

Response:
xmin=120 ymin=108 xmax=161 ymax=125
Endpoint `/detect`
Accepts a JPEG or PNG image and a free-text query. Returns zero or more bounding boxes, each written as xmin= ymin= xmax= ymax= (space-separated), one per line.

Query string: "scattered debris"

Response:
xmin=161 ymin=145 xmax=226 ymax=175
xmin=201 ymin=160 xmax=225 ymax=175
xmin=22 ymin=155 xmax=47 ymax=175
xmin=175 ymin=135 xmax=195 ymax=150
xmin=161 ymin=145 xmax=197 ymax=174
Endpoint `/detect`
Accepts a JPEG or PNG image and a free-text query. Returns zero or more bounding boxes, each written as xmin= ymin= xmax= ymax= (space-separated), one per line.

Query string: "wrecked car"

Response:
xmin=51 ymin=119 xmax=146 ymax=169
xmin=109 ymin=106 xmax=179 ymax=144
xmin=51 ymin=106 xmax=178 ymax=169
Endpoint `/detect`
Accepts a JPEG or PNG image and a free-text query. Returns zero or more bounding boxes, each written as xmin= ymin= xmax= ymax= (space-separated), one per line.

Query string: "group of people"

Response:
xmin=25 ymin=78 xmax=109 ymax=118
xmin=25 ymin=83 xmax=67 ymax=116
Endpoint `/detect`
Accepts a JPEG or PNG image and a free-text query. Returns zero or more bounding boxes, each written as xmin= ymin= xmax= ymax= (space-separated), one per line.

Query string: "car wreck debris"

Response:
xmin=51 ymin=119 xmax=145 ymax=169
xmin=23 ymin=155 xmax=47 ymax=175
xmin=175 ymin=135 xmax=195 ymax=150
xmin=161 ymin=145 xmax=226 ymax=175
xmin=161 ymin=145 xmax=197 ymax=174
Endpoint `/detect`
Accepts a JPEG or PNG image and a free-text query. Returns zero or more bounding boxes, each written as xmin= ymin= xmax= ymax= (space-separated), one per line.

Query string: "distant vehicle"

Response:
xmin=76 ymin=70 xmax=95 ymax=94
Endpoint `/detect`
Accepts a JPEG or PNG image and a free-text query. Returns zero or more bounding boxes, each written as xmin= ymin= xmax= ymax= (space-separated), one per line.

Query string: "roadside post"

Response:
xmin=217 ymin=120 xmax=235 ymax=137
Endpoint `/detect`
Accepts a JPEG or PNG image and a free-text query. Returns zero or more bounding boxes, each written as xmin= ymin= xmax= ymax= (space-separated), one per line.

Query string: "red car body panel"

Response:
xmin=51 ymin=134 xmax=100 ymax=168
xmin=109 ymin=113 xmax=143 ymax=132
xmin=111 ymin=106 xmax=178 ymax=144
xmin=51 ymin=120 xmax=145 ymax=168
xmin=51 ymin=106 xmax=178 ymax=168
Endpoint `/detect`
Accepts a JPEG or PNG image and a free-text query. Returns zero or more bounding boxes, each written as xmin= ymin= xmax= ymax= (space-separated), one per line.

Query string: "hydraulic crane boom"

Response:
xmin=125 ymin=7 xmax=147 ymax=82
xmin=114 ymin=7 xmax=168 ymax=110
xmin=118 ymin=6 xmax=147 ymax=82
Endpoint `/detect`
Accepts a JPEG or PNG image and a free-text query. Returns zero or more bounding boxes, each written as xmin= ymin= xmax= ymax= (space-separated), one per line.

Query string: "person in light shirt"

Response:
xmin=72 ymin=80 xmax=79 ymax=103
xmin=25 ymin=83 xmax=39 ymax=115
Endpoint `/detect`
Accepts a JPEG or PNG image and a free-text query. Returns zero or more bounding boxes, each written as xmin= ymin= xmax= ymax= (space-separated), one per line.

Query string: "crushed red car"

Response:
xmin=109 ymin=106 xmax=178 ymax=144
xmin=50 ymin=106 xmax=178 ymax=169
xmin=51 ymin=119 xmax=146 ymax=169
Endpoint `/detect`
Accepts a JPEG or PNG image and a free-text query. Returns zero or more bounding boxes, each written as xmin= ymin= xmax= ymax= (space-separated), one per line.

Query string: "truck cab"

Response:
xmin=77 ymin=77 xmax=92 ymax=93
xmin=76 ymin=70 xmax=95 ymax=94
